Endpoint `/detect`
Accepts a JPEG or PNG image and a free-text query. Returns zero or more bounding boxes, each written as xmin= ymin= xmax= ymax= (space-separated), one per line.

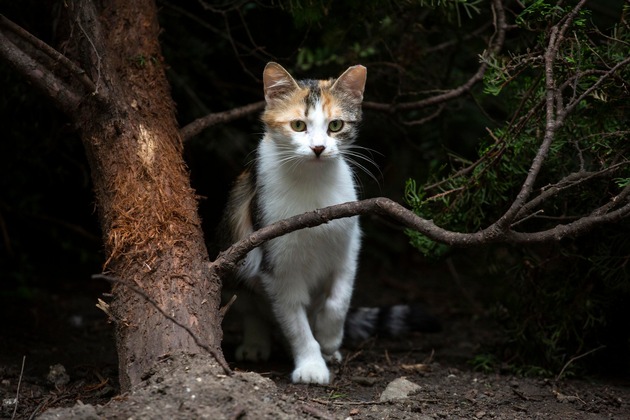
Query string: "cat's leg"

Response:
xmin=233 ymin=292 xmax=272 ymax=362
xmin=313 ymin=266 xmax=356 ymax=362
xmin=313 ymin=231 xmax=360 ymax=362
xmin=281 ymin=304 xmax=330 ymax=384
xmin=268 ymin=279 xmax=330 ymax=384
xmin=236 ymin=313 xmax=272 ymax=362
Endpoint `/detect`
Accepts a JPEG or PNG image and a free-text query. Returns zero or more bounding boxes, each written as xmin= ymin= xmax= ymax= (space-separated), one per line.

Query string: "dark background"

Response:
xmin=0 ymin=0 xmax=501 ymax=286
xmin=1 ymin=0 xmax=628 ymax=377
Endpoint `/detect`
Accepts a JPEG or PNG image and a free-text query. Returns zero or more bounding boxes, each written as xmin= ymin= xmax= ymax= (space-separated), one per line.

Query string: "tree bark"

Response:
xmin=59 ymin=0 xmax=225 ymax=390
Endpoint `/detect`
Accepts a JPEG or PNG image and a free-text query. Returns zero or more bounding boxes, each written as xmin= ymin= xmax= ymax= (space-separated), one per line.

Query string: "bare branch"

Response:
xmin=514 ymin=163 xmax=630 ymax=222
xmin=495 ymin=0 xmax=591 ymax=228
xmin=401 ymin=105 xmax=445 ymax=126
xmin=590 ymin=184 xmax=630 ymax=217
xmin=0 ymin=14 xmax=97 ymax=95
xmin=0 ymin=30 xmax=82 ymax=114
xmin=363 ymin=63 xmax=488 ymax=113
xmin=212 ymin=196 xmax=630 ymax=278
xmin=363 ymin=0 xmax=507 ymax=114
xmin=561 ymin=55 xmax=630 ymax=118
xmin=181 ymin=101 xmax=265 ymax=141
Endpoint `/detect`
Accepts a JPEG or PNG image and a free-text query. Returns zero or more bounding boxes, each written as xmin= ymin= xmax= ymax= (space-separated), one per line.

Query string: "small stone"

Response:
xmin=379 ymin=377 xmax=421 ymax=402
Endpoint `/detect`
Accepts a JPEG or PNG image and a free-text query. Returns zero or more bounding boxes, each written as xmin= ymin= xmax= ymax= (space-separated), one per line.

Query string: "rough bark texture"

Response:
xmin=60 ymin=0 xmax=224 ymax=390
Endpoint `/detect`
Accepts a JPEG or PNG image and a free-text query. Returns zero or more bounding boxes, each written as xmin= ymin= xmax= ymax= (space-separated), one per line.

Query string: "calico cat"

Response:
xmin=220 ymin=62 xmax=366 ymax=384
xmin=220 ymin=63 xmax=440 ymax=384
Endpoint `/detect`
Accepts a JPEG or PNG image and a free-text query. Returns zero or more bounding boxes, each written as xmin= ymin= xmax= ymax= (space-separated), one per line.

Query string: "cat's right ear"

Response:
xmin=331 ymin=65 xmax=367 ymax=104
xmin=263 ymin=62 xmax=300 ymax=104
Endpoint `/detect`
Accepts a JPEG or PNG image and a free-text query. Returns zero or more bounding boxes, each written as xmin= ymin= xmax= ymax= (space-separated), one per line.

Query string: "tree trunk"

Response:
xmin=61 ymin=0 xmax=225 ymax=390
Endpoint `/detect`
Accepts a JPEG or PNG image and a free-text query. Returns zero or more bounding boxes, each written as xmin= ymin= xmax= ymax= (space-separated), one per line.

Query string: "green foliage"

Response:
xmin=296 ymin=43 xmax=377 ymax=71
xmin=283 ymin=0 xmax=482 ymax=28
xmin=279 ymin=0 xmax=331 ymax=27
xmin=417 ymin=0 xmax=483 ymax=25
xmin=469 ymin=353 xmax=498 ymax=374
xmin=406 ymin=2 xmax=630 ymax=374
xmin=407 ymin=1 xmax=630 ymax=253
xmin=615 ymin=177 xmax=630 ymax=188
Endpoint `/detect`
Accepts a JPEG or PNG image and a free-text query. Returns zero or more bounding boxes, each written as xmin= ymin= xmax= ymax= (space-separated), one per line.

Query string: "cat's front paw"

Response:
xmin=292 ymin=357 xmax=330 ymax=384
xmin=235 ymin=342 xmax=271 ymax=362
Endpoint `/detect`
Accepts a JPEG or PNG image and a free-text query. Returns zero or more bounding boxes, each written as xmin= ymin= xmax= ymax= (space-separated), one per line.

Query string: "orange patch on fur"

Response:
xmin=262 ymin=87 xmax=309 ymax=128
xmin=320 ymin=90 xmax=344 ymax=119
xmin=227 ymin=170 xmax=256 ymax=241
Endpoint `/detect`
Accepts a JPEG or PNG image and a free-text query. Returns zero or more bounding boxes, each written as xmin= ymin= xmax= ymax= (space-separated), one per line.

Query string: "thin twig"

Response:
xmin=219 ymin=294 xmax=238 ymax=318
xmin=11 ymin=355 xmax=26 ymax=420
xmin=301 ymin=404 xmax=335 ymax=420
xmin=510 ymin=209 xmax=545 ymax=228
xmin=180 ymin=101 xmax=265 ymax=140
xmin=561 ymin=55 xmax=630 ymax=119
xmin=363 ymin=0 xmax=507 ymax=114
xmin=590 ymin=183 xmax=630 ymax=217
xmin=0 ymin=31 xmax=81 ymax=113
xmin=514 ymin=164 xmax=629 ymax=222
xmin=74 ymin=11 xmax=102 ymax=95
xmin=401 ymin=105 xmax=444 ymax=126
xmin=555 ymin=345 xmax=606 ymax=382
xmin=92 ymin=274 xmax=233 ymax=376
xmin=311 ymin=398 xmax=386 ymax=406
xmin=0 ymin=14 xmax=97 ymax=95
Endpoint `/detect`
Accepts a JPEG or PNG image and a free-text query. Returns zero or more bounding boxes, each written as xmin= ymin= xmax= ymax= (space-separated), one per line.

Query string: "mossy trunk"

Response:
xmin=62 ymin=0 xmax=225 ymax=390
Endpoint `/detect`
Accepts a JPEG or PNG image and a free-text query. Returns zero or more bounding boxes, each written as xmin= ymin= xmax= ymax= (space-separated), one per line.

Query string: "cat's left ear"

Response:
xmin=331 ymin=65 xmax=367 ymax=103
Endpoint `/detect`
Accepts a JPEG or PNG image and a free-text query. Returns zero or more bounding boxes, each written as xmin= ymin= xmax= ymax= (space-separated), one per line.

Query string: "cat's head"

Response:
xmin=261 ymin=62 xmax=366 ymax=161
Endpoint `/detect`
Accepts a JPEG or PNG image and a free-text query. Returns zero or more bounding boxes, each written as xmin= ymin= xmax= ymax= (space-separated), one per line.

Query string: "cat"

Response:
xmin=220 ymin=62 xmax=366 ymax=385
xmin=219 ymin=63 xmax=440 ymax=385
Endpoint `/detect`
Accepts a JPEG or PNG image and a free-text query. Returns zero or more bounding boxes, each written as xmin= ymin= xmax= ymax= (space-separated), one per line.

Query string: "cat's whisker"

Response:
xmin=342 ymin=149 xmax=378 ymax=166
xmin=340 ymin=149 xmax=381 ymax=185
xmin=272 ymin=150 xmax=305 ymax=175
xmin=342 ymin=144 xmax=379 ymax=157
xmin=283 ymin=156 xmax=303 ymax=175
xmin=346 ymin=144 xmax=383 ymax=158
xmin=244 ymin=146 xmax=262 ymax=167
xmin=344 ymin=156 xmax=380 ymax=187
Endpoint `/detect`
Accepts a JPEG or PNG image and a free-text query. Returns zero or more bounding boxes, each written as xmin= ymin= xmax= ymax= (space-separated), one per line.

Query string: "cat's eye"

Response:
xmin=290 ymin=120 xmax=307 ymax=132
xmin=328 ymin=120 xmax=344 ymax=132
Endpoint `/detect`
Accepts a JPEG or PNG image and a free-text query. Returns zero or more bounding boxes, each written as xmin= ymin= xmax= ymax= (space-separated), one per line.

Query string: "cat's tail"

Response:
xmin=344 ymin=304 xmax=441 ymax=342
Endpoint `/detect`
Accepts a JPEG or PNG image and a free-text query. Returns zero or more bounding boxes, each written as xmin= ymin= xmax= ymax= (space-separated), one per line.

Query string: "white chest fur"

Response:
xmin=256 ymin=137 xmax=360 ymax=283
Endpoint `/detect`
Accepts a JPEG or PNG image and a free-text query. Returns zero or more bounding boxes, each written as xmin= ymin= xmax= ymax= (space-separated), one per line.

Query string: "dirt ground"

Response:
xmin=1 ymin=241 xmax=629 ymax=419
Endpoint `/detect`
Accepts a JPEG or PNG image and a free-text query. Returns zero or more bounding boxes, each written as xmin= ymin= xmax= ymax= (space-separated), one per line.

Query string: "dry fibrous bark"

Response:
xmin=0 ymin=1 xmax=226 ymax=391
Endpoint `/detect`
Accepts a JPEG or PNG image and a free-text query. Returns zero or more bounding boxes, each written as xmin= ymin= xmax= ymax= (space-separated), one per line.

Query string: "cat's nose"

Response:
xmin=311 ymin=145 xmax=325 ymax=157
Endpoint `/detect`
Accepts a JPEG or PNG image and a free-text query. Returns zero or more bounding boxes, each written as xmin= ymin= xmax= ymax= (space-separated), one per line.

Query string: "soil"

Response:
xmin=1 ymin=243 xmax=629 ymax=419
